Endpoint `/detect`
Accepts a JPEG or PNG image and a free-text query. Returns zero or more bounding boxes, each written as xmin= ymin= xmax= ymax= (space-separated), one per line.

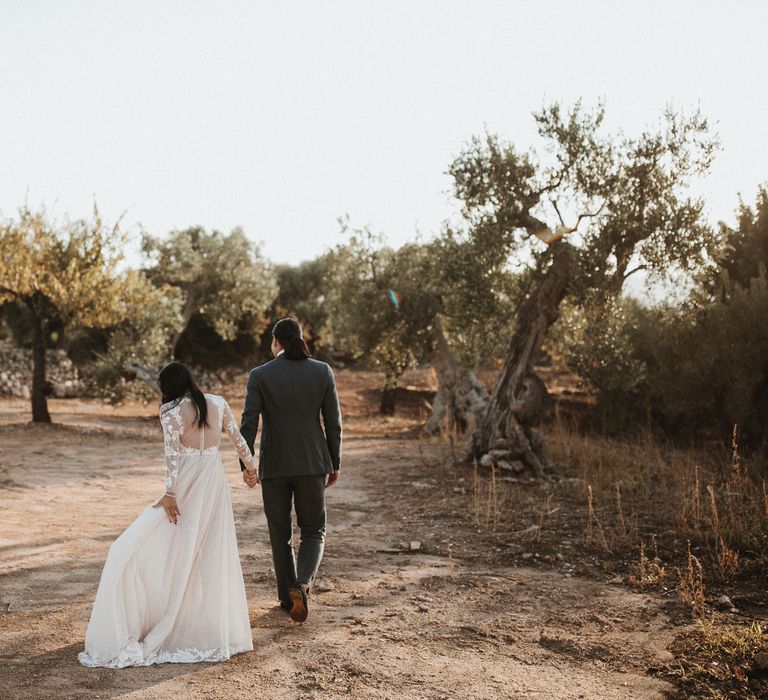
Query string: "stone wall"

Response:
xmin=0 ymin=346 xmax=88 ymax=398
xmin=0 ymin=344 xmax=254 ymax=400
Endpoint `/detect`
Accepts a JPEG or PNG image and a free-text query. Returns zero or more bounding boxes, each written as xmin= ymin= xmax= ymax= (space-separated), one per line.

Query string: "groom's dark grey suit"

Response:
xmin=240 ymin=352 xmax=342 ymax=606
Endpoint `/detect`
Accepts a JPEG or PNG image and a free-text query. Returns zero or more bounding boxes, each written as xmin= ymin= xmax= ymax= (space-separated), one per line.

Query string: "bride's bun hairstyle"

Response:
xmin=273 ymin=318 xmax=310 ymax=360
xmin=158 ymin=361 xmax=208 ymax=427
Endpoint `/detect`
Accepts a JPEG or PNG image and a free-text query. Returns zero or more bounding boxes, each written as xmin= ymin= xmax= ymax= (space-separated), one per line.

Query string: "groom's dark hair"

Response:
xmin=273 ymin=318 xmax=310 ymax=360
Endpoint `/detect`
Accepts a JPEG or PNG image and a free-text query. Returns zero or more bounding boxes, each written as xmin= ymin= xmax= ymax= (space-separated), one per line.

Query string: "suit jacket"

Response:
xmin=239 ymin=354 xmax=342 ymax=480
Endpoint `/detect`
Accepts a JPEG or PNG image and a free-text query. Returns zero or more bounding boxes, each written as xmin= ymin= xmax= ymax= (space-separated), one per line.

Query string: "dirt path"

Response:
xmin=0 ymin=395 xmax=677 ymax=699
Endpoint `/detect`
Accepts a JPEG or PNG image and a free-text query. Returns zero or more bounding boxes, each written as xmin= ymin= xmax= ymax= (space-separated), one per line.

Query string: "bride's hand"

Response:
xmin=153 ymin=494 xmax=181 ymax=524
xmin=243 ymin=469 xmax=260 ymax=489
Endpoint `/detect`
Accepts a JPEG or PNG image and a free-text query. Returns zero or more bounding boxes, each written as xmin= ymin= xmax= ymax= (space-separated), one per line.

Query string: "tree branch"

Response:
xmin=531 ymin=201 xmax=605 ymax=246
xmin=623 ymin=264 xmax=648 ymax=280
xmin=533 ymin=171 xmax=566 ymax=198
xmin=550 ymin=198 xmax=567 ymax=227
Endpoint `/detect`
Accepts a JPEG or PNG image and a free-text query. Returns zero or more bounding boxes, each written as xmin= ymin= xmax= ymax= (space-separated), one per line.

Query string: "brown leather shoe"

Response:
xmin=288 ymin=585 xmax=308 ymax=623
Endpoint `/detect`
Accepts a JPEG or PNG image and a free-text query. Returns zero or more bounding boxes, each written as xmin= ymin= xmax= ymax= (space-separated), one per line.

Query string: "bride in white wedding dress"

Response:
xmin=78 ymin=362 xmax=258 ymax=668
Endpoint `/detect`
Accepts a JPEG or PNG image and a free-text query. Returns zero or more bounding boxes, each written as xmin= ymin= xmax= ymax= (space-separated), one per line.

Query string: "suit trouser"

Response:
xmin=260 ymin=474 xmax=327 ymax=604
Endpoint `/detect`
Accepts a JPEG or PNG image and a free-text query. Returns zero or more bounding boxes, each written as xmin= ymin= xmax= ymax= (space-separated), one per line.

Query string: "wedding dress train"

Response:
xmin=78 ymin=394 xmax=255 ymax=668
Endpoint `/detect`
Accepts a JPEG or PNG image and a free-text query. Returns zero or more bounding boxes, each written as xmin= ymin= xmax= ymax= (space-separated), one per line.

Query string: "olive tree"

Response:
xmin=451 ymin=102 xmax=718 ymax=476
xmin=0 ymin=208 xmax=157 ymax=422
xmin=142 ymin=226 xmax=277 ymax=357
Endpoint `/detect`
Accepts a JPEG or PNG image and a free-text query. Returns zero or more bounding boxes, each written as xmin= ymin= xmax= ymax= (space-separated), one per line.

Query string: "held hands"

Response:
xmin=153 ymin=494 xmax=181 ymax=524
xmin=242 ymin=468 xmax=260 ymax=489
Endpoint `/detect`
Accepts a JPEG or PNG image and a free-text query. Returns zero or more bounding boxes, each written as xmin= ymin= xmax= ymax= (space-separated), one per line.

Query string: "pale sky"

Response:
xmin=1 ymin=1 xmax=767 ymax=269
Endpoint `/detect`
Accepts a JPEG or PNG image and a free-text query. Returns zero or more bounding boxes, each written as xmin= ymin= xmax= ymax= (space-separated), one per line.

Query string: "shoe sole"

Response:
xmin=288 ymin=588 xmax=308 ymax=623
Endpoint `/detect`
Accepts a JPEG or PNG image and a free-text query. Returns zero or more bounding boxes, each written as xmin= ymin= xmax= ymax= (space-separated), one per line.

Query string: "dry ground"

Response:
xmin=0 ymin=370 xmax=680 ymax=699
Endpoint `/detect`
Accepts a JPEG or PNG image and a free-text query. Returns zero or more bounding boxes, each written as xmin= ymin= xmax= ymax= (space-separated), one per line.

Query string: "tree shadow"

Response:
xmin=0 ymin=417 xmax=157 ymax=439
xmin=360 ymin=386 xmax=435 ymax=420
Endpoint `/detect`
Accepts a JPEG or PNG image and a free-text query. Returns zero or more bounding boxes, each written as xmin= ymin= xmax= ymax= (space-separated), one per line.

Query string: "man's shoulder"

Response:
xmin=306 ymin=357 xmax=331 ymax=371
xmin=249 ymin=357 xmax=281 ymax=376
xmin=305 ymin=358 xmax=335 ymax=380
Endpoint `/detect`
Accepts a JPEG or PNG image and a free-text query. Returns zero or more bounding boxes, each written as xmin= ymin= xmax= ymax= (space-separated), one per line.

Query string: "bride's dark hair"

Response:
xmin=273 ymin=318 xmax=310 ymax=360
xmin=158 ymin=361 xmax=208 ymax=427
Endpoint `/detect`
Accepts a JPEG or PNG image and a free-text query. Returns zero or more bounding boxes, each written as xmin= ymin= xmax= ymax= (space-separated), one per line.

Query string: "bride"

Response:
xmin=78 ymin=362 xmax=259 ymax=668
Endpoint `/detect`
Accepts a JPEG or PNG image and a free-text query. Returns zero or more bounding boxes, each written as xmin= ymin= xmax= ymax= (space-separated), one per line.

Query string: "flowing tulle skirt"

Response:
xmin=78 ymin=453 xmax=253 ymax=668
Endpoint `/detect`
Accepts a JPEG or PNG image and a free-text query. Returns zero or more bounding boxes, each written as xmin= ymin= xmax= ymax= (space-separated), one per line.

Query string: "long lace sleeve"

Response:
xmin=223 ymin=400 xmax=256 ymax=471
xmin=159 ymin=403 xmax=184 ymax=496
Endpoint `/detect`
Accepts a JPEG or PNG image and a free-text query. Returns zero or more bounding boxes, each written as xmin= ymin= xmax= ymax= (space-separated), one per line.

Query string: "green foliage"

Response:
xmin=449 ymin=102 xmax=717 ymax=302
xmin=553 ymin=277 xmax=768 ymax=446
xmin=425 ymin=229 xmax=518 ymax=365
xmin=551 ymin=296 xmax=647 ymax=399
xmin=272 ymin=256 xmax=333 ymax=351
xmin=703 ymin=185 xmax=768 ymax=299
xmin=0 ymin=207 xmax=136 ymax=328
xmin=551 ymin=186 xmax=768 ymax=447
xmin=142 ymin=226 xmax=278 ymax=351
xmin=88 ymin=274 xmax=183 ymax=403
xmin=322 ymin=219 xmax=519 ymax=385
xmin=696 ymin=276 xmax=768 ymax=442
xmin=322 ymin=224 xmax=434 ymax=379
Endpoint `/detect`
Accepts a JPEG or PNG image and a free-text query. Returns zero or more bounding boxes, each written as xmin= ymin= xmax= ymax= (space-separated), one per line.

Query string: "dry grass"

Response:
xmin=628 ymin=538 xmax=667 ymax=588
xmin=460 ymin=419 xmax=768 ymax=586
xmin=545 ymin=420 xmax=768 ymax=583
xmin=677 ymin=541 xmax=706 ymax=617
xmin=453 ymin=418 xmax=768 ymax=698
xmin=665 ymin=618 xmax=768 ymax=699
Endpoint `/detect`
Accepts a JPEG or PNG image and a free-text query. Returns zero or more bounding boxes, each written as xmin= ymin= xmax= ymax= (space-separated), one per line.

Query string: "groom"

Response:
xmin=239 ymin=318 xmax=342 ymax=622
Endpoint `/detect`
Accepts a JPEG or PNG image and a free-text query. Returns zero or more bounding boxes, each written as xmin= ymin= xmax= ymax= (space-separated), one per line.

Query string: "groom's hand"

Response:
xmin=243 ymin=469 xmax=260 ymax=489
xmin=325 ymin=470 xmax=340 ymax=488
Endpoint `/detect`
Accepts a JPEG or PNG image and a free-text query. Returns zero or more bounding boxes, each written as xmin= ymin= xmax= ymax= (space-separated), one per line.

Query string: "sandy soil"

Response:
xmin=0 ymin=373 xmax=678 ymax=699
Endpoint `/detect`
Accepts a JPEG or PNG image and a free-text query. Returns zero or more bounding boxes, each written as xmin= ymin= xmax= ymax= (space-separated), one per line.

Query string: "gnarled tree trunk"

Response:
xmin=471 ymin=242 xmax=572 ymax=477
xmin=425 ymin=318 xmax=488 ymax=435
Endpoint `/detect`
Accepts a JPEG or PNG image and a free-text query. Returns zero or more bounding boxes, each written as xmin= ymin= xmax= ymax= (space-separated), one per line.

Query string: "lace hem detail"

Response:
xmin=77 ymin=641 xmax=252 ymax=668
